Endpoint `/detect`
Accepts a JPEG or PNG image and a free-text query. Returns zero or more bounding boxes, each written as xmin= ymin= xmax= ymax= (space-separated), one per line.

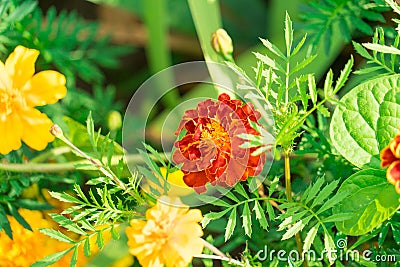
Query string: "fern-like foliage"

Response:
xmin=278 ymin=177 xmax=351 ymax=265
xmin=200 ymin=177 xmax=280 ymax=241
xmin=354 ymin=27 xmax=400 ymax=79
xmin=301 ymin=0 xmax=389 ymax=53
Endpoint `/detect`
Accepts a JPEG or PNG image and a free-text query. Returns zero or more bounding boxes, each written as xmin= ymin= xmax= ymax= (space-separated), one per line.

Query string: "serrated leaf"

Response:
xmin=330 ymin=74 xmax=400 ymax=169
xmin=111 ymin=225 xmax=120 ymax=240
xmin=197 ymin=195 xmax=230 ymax=207
xmin=96 ymin=230 xmax=105 ymax=249
xmin=324 ymin=233 xmax=336 ymax=265
xmin=378 ymin=223 xmax=389 ymax=246
xmin=39 ymin=228 xmax=75 ymax=244
xmin=333 ymin=169 xmax=400 ymax=235
xmin=353 ymin=41 xmax=373 ymax=60
xmin=323 ymin=69 xmax=333 ymax=98
xmin=253 ymin=201 xmax=268 ymax=230
xmin=225 ymin=208 xmax=237 ymax=241
xmin=49 ymin=192 xmax=83 ymax=204
xmin=202 ymin=209 xmax=231 ymax=228
xmin=303 ymin=224 xmax=319 ymax=251
xmin=242 ymin=202 xmax=252 ymax=237
xmin=304 ymin=177 xmax=325 ymax=205
xmin=31 ymin=248 xmax=73 ymax=267
xmin=259 ymin=37 xmax=285 ymax=59
xmin=363 ymin=43 xmax=400 ymax=55
xmin=233 ymin=183 xmax=249 ymax=199
xmin=322 ymin=213 xmax=354 ymax=223
xmin=70 ymin=247 xmax=78 ymax=267
xmin=333 ymin=56 xmax=354 ymax=94
xmin=282 ymin=220 xmax=305 ymax=240
xmin=317 ymin=190 xmax=350 ymax=214
xmin=285 ymin=11 xmax=293 ymax=56
xmin=83 ymin=238 xmax=91 ymax=257
xmin=311 ymin=179 xmax=340 ymax=208
xmin=49 ymin=214 xmax=87 ymax=236
xmin=308 ymin=74 xmax=317 ymax=105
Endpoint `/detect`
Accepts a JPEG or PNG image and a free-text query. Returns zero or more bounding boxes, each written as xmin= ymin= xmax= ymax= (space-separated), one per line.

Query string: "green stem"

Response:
xmin=284 ymin=150 xmax=308 ymax=267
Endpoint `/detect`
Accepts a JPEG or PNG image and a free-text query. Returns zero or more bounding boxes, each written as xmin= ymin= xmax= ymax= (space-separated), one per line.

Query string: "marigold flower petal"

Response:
xmin=381 ymin=132 xmax=400 ymax=194
xmin=23 ymin=70 xmax=67 ymax=106
xmin=0 ymin=112 xmax=23 ymax=154
xmin=173 ymin=94 xmax=266 ymax=193
xmin=5 ymin=46 xmax=39 ymax=90
xmin=126 ymin=196 xmax=204 ymax=267
xmin=20 ymin=108 xmax=55 ymax=151
xmin=0 ymin=46 xmax=66 ymax=154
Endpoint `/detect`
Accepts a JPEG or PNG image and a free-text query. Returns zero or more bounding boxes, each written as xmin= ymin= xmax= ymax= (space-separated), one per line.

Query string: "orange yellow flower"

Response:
xmin=126 ymin=196 xmax=204 ymax=267
xmin=381 ymin=133 xmax=400 ymax=194
xmin=0 ymin=209 xmax=88 ymax=267
xmin=173 ymin=93 xmax=266 ymax=193
xmin=0 ymin=45 xmax=66 ymax=154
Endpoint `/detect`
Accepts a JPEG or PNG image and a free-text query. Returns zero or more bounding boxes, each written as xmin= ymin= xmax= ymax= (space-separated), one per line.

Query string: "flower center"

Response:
xmin=0 ymin=89 xmax=25 ymax=120
xmin=201 ymin=120 xmax=230 ymax=147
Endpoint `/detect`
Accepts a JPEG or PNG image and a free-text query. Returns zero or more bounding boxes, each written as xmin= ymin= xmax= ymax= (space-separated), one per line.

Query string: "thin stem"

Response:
xmin=194 ymin=254 xmax=244 ymax=266
xmin=49 ymin=125 xmax=130 ymax=195
xmin=284 ymin=150 xmax=308 ymax=267
xmin=198 ymin=240 xmax=244 ymax=266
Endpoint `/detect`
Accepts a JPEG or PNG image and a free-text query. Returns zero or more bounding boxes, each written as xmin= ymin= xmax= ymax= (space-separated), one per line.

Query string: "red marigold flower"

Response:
xmin=381 ymin=133 xmax=400 ymax=194
xmin=172 ymin=93 xmax=266 ymax=193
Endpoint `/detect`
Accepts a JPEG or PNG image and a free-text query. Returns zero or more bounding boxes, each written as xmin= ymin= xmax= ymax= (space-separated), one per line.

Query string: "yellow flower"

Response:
xmin=0 ymin=45 xmax=66 ymax=154
xmin=0 ymin=209 xmax=90 ymax=267
xmin=126 ymin=196 xmax=204 ymax=267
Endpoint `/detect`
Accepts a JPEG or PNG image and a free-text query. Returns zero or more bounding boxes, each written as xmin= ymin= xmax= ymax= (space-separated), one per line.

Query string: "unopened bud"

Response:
xmin=50 ymin=124 xmax=63 ymax=138
xmin=107 ymin=110 xmax=122 ymax=131
xmin=211 ymin=29 xmax=234 ymax=61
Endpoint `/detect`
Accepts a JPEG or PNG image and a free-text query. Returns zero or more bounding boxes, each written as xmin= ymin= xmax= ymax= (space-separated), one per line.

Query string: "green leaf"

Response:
xmin=303 ymin=224 xmax=319 ymax=251
xmin=330 ymin=74 xmax=400 ymax=169
xmin=253 ymin=201 xmax=269 ymax=230
xmin=322 ymin=213 xmax=354 ymax=223
xmin=317 ymin=190 xmax=350 ymax=214
xmin=39 ymin=229 xmax=76 ymax=244
xmin=324 ymin=233 xmax=336 ymax=265
xmin=197 ymin=195 xmax=231 ymax=207
xmin=70 ymin=247 xmax=78 ymax=267
xmin=323 ymin=69 xmax=333 ymax=98
xmin=202 ymin=209 xmax=231 ymax=228
xmin=83 ymin=238 xmax=91 ymax=257
xmin=31 ymin=248 xmax=73 ymax=267
xmin=308 ymin=74 xmax=317 ymax=105
xmin=242 ymin=202 xmax=252 ymax=237
xmin=303 ymin=177 xmax=325 ymax=205
xmin=49 ymin=214 xmax=87 ymax=236
xmin=8 ymin=203 xmax=31 ymax=231
xmin=96 ymin=230 xmax=105 ymax=249
xmin=282 ymin=220 xmax=305 ymax=240
xmin=284 ymin=11 xmax=293 ymax=56
xmin=233 ymin=183 xmax=249 ymax=199
xmin=333 ymin=56 xmax=354 ymax=94
xmin=225 ymin=208 xmax=237 ymax=241
xmin=363 ymin=43 xmax=400 ymax=55
xmin=14 ymin=199 xmax=53 ymax=210
xmin=259 ymin=37 xmax=285 ymax=59
xmin=353 ymin=41 xmax=373 ymax=60
xmin=333 ymin=169 xmax=400 ymax=235
xmin=311 ymin=179 xmax=340 ymax=208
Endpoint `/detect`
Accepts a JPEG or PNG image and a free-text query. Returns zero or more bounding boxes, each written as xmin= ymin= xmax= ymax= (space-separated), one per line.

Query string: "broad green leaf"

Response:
xmin=242 ymin=202 xmax=252 ymax=237
xmin=330 ymin=74 xmax=400 ymax=169
xmin=253 ymin=201 xmax=268 ymax=230
xmin=225 ymin=208 xmax=237 ymax=241
xmin=333 ymin=169 xmax=400 ymax=235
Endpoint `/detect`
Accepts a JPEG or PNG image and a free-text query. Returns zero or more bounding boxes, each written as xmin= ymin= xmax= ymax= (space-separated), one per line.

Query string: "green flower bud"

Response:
xmin=211 ymin=29 xmax=234 ymax=61
xmin=107 ymin=110 xmax=122 ymax=131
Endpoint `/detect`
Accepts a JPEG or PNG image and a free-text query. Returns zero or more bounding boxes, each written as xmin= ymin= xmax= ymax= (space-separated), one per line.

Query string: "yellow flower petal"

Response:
xmin=20 ymin=108 xmax=54 ymax=151
xmin=0 ymin=61 xmax=12 ymax=90
xmin=0 ymin=112 xmax=23 ymax=154
xmin=23 ymin=70 xmax=67 ymax=107
xmin=5 ymin=46 xmax=39 ymax=90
